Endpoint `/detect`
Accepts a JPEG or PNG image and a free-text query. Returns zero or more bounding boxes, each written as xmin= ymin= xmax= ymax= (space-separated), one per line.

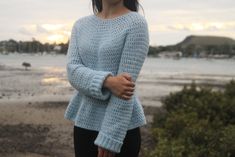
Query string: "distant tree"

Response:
xmin=205 ymin=45 xmax=215 ymax=55
xmin=183 ymin=44 xmax=196 ymax=57
xmin=0 ymin=39 xmax=69 ymax=54
xmin=220 ymin=43 xmax=232 ymax=55
xmin=58 ymin=42 xmax=69 ymax=54
xmin=148 ymin=46 xmax=159 ymax=56
xmin=22 ymin=62 xmax=31 ymax=70
xmin=6 ymin=39 xmax=18 ymax=52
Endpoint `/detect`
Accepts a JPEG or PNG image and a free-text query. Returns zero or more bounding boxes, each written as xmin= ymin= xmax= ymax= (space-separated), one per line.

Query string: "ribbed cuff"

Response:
xmin=89 ymin=71 xmax=113 ymax=100
xmin=94 ymin=131 xmax=123 ymax=153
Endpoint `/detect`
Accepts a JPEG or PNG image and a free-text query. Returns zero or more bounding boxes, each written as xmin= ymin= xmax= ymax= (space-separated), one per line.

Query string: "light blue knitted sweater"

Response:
xmin=64 ymin=11 xmax=149 ymax=153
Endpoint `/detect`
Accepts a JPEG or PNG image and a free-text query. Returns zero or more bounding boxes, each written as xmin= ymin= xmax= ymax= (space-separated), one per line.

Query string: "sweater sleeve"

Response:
xmin=94 ymin=19 xmax=150 ymax=153
xmin=66 ymin=21 xmax=114 ymax=100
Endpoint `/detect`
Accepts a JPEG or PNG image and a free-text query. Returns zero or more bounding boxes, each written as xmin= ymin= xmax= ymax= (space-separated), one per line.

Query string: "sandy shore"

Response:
xmin=0 ymin=100 xmax=74 ymax=156
xmin=1 ymin=60 xmax=234 ymax=156
xmin=0 ymin=100 xmax=159 ymax=157
xmin=0 ymin=65 xmax=158 ymax=157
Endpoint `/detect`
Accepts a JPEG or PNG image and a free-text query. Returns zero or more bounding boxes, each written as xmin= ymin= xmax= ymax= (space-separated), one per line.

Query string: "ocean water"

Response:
xmin=1 ymin=53 xmax=235 ymax=106
xmin=0 ymin=53 xmax=67 ymax=69
xmin=141 ymin=57 xmax=235 ymax=82
xmin=1 ymin=53 xmax=235 ymax=76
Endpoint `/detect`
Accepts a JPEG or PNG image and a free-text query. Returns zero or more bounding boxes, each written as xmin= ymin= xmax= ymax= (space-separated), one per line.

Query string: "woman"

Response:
xmin=64 ymin=0 xmax=149 ymax=157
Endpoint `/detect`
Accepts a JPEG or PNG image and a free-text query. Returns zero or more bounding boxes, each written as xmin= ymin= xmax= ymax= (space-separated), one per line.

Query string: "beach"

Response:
xmin=0 ymin=62 xmax=158 ymax=157
xmin=0 ymin=54 xmax=235 ymax=156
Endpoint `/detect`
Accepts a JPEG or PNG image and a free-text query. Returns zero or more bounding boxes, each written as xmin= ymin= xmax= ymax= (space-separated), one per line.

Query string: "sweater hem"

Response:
xmin=94 ymin=131 xmax=123 ymax=153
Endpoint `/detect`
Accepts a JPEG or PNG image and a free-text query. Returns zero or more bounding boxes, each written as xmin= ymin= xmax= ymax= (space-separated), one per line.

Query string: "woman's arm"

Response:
xmin=94 ymin=18 xmax=150 ymax=153
xmin=66 ymin=20 xmax=114 ymax=100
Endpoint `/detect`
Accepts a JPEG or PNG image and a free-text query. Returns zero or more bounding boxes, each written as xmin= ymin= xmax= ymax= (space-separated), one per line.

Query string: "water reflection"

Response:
xmin=41 ymin=77 xmax=65 ymax=84
xmin=41 ymin=67 xmax=66 ymax=73
xmin=40 ymin=67 xmax=68 ymax=87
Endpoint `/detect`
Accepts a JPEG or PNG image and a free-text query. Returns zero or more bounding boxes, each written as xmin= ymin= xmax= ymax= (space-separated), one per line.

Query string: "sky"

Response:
xmin=0 ymin=0 xmax=234 ymax=46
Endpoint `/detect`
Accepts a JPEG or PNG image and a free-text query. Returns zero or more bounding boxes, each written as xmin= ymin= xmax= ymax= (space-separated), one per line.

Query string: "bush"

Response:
xmin=149 ymin=80 xmax=235 ymax=157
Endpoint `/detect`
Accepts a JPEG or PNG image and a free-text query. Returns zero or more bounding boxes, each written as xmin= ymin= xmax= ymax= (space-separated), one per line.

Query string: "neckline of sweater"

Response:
xmin=93 ymin=11 xmax=135 ymax=23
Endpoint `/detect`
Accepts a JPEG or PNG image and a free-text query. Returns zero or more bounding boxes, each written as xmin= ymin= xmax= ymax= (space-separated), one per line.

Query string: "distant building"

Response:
xmin=197 ymin=51 xmax=208 ymax=58
xmin=53 ymin=45 xmax=62 ymax=52
xmin=0 ymin=41 xmax=10 ymax=54
xmin=208 ymin=54 xmax=230 ymax=59
xmin=158 ymin=51 xmax=182 ymax=58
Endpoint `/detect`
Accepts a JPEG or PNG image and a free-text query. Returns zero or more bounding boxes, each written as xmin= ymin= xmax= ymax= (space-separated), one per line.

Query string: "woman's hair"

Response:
xmin=92 ymin=0 xmax=143 ymax=14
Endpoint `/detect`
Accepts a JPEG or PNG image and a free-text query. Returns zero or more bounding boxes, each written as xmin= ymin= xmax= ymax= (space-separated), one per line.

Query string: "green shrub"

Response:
xmin=149 ymin=79 xmax=235 ymax=157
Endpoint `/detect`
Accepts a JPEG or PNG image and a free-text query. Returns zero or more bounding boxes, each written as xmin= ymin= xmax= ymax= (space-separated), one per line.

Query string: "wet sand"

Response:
xmin=0 ymin=60 xmax=233 ymax=156
xmin=0 ymin=100 xmax=159 ymax=157
xmin=0 ymin=65 xmax=157 ymax=157
xmin=0 ymin=101 xmax=73 ymax=157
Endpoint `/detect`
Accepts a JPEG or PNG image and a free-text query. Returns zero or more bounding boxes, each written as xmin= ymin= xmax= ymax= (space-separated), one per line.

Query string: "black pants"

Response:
xmin=73 ymin=125 xmax=141 ymax=157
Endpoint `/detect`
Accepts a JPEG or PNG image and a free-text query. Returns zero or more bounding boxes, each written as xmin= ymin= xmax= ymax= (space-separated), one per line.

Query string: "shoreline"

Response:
xmin=1 ymin=60 xmax=234 ymax=156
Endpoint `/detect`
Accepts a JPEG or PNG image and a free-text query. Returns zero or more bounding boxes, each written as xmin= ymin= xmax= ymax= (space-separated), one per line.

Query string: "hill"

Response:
xmin=176 ymin=35 xmax=235 ymax=47
xmin=148 ymin=35 xmax=235 ymax=58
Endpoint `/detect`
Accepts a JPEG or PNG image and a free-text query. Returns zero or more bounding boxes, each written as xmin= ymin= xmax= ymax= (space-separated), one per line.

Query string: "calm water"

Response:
xmin=1 ymin=53 xmax=235 ymax=106
xmin=143 ymin=57 xmax=235 ymax=76
xmin=1 ymin=53 xmax=235 ymax=76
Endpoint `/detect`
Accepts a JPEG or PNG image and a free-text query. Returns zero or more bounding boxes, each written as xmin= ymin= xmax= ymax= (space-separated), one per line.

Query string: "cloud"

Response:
xmin=40 ymin=24 xmax=68 ymax=31
xmin=18 ymin=27 xmax=34 ymax=36
xmin=18 ymin=23 xmax=72 ymax=43
xmin=36 ymin=25 xmax=49 ymax=34
xmin=167 ymin=22 xmax=235 ymax=32
xmin=1 ymin=0 xmax=235 ymax=45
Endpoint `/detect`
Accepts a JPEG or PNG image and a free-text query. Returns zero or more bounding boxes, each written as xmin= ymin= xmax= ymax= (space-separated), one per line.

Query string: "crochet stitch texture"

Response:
xmin=64 ymin=11 xmax=150 ymax=153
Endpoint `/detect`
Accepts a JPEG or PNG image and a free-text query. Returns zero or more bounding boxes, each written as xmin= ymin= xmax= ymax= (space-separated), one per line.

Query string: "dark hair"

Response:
xmin=92 ymin=0 xmax=143 ymax=14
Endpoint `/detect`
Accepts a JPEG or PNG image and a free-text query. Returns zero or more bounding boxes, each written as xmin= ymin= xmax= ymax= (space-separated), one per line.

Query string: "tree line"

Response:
xmin=0 ymin=39 xmax=68 ymax=54
xmin=1 ymin=39 xmax=235 ymax=58
xmin=148 ymin=44 xmax=235 ymax=57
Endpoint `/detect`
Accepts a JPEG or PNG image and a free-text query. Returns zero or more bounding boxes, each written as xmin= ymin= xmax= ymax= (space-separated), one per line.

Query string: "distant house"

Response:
xmin=53 ymin=45 xmax=62 ymax=52
xmin=158 ymin=51 xmax=183 ymax=58
xmin=0 ymin=41 xmax=7 ymax=54
xmin=208 ymin=54 xmax=230 ymax=59
xmin=198 ymin=51 xmax=208 ymax=58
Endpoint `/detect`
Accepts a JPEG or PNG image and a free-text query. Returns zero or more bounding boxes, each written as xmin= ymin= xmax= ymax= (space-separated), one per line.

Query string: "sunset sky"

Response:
xmin=0 ymin=0 xmax=234 ymax=46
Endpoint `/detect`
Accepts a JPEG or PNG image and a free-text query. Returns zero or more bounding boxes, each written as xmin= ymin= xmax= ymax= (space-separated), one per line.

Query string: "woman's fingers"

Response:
xmin=121 ymin=73 xmax=135 ymax=87
xmin=120 ymin=87 xmax=135 ymax=100
xmin=121 ymin=72 xmax=132 ymax=81
xmin=109 ymin=74 xmax=136 ymax=100
xmin=124 ymin=80 xmax=135 ymax=87
xmin=98 ymin=147 xmax=104 ymax=157
xmin=124 ymin=91 xmax=134 ymax=96
xmin=120 ymin=94 xmax=132 ymax=100
xmin=98 ymin=148 xmax=115 ymax=157
xmin=103 ymin=150 xmax=108 ymax=157
xmin=124 ymin=86 xmax=135 ymax=92
xmin=108 ymin=151 xmax=115 ymax=157
xmin=105 ymin=150 xmax=115 ymax=157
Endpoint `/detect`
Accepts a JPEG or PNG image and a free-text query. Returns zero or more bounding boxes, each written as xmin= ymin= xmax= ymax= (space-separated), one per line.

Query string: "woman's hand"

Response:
xmin=104 ymin=73 xmax=135 ymax=100
xmin=98 ymin=146 xmax=116 ymax=157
